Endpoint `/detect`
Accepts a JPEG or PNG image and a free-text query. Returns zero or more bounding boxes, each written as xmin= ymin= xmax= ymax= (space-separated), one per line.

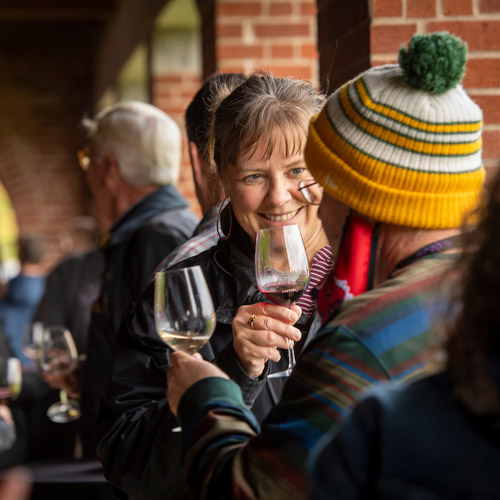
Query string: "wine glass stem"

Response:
xmin=287 ymin=339 xmax=296 ymax=371
xmin=59 ymin=389 xmax=68 ymax=405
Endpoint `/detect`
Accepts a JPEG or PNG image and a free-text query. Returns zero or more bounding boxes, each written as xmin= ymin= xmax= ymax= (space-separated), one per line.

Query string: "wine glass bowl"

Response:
xmin=21 ymin=321 xmax=45 ymax=363
xmin=154 ymin=266 xmax=216 ymax=355
xmin=255 ymin=225 xmax=310 ymax=377
xmin=0 ymin=357 xmax=22 ymax=400
xmin=39 ymin=325 xmax=81 ymax=423
xmin=154 ymin=266 xmax=216 ymax=431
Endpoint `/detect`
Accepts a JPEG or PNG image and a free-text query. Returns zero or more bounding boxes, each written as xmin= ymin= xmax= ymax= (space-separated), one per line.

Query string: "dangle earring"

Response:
xmin=217 ymin=199 xmax=232 ymax=240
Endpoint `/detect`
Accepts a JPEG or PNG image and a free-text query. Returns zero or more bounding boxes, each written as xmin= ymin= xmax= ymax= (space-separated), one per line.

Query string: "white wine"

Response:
xmin=158 ymin=331 xmax=211 ymax=354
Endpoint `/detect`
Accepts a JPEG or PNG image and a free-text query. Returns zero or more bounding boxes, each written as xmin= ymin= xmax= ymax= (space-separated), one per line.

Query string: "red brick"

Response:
xmin=218 ymin=44 xmax=264 ymax=59
xmin=301 ymin=43 xmax=318 ymax=58
xmin=443 ymin=0 xmax=472 ymax=15
xmin=371 ymin=24 xmax=418 ymax=54
xmin=268 ymin=65 xmax=313 ymax=80
xmin=463 ymin=59 xmax=500 ymax=89
xmin=153 ymin=75 xmax=183 ymax=84
xmin=482 ymin=130 xmax=500 ymax=160
xmin=217 ymin=2 xmax=262 ymax=16
xmin=300 ymin=2 xmax=317 ymax=15
xmin=373 ymin=0 xmax=403 ymax=17
xmin=217 ymin=24 xmax=243 ymax=38
xmin=272 ymin=45 xmax=294 ymax=58
xmin=470 ymin=95 xmax=500 ymax=124
xmin=428 ymin=21 xmax=500 ymax=51
xmin=480 ymin=0 xmax=500 ymax=12
xmin=218 ymin=64 xmax=247 ymax=74
xmin=407 ymin=0 xmax=436 ymax=17
xmin=254 ymin=23 xmax=310 ymax=38
xmin=270 ymin=2 xmax=293 ymax=15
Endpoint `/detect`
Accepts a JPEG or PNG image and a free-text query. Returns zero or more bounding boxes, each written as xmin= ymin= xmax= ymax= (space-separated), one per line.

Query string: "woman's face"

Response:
xmin=224 ymin=139 xmax=327 ymax=259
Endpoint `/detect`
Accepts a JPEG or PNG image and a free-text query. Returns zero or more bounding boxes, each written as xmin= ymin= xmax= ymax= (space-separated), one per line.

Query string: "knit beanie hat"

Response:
xmin=305 ymin=32 xmax=484 ymax=229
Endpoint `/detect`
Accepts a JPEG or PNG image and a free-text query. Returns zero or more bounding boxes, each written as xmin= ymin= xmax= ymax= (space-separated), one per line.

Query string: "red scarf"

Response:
xmin=314 ymin=214 xmax=379 ymax=323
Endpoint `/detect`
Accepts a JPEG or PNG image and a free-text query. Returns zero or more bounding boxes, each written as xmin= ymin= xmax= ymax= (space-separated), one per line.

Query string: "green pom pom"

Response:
xmin=398 ymin=32 xmax=467 ymax=95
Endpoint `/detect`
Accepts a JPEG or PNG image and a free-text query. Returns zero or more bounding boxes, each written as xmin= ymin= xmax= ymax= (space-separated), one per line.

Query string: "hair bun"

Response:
xmin=398 ymin=32 xmax=467 ymax=95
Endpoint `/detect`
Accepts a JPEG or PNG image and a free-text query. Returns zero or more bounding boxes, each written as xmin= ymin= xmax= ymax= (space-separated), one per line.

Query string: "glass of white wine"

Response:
xmin=154 ymin=266 xmax=216 ymax=354
xmin=39 ymin=325 xmax=81 ymax=423
xmin=0 ymin=357 xmax=22 ymax=401
xmin=154 ymin=266 xmax=216 ymax=431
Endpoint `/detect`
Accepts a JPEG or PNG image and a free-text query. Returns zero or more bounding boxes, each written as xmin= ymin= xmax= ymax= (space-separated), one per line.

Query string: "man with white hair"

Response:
xmin=78 ymin=101 xmax=198 ymax=457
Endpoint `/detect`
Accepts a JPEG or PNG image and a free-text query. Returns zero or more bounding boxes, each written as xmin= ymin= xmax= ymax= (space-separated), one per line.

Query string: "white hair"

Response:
xmin=82 ymin=101 xmax=181 ymax=186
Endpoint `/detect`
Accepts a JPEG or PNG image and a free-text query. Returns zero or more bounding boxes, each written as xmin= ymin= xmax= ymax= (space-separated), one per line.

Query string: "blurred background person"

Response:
xmin=157 ymin=71 xmax=246 ymax=270
xmin=0 ymin=235 xmax=47 ymax=367
xmin=79 ymin=100 xmax=198 ymax=458
xmin=27 ymin=216 xmax=103 ymax=462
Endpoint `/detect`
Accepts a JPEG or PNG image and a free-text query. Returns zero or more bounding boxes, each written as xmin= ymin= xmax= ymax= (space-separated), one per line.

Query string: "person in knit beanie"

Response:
xmin=164 ymin=32 xmax=486 ymax=500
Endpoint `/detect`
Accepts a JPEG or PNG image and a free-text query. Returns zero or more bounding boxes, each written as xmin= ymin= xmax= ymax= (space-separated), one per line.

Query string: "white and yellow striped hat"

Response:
xmin=305 ymin=32 xmax=484 ymax=229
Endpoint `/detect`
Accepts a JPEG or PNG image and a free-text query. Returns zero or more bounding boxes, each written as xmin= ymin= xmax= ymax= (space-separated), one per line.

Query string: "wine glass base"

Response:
xmin=47 ymin=401 xmax=81 ymax=423
xmin=267 ymin=368 xmax=293 ymax=379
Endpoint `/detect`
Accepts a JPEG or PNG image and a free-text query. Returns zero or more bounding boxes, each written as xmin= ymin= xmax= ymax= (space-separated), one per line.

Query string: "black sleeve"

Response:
xmin=95 ymin=286 xmax=189 ymax=500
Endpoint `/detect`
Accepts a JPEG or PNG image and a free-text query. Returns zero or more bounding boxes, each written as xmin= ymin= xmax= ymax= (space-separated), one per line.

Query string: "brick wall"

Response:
xmin=153 ymin=71 xmax=203 ymax=218
xmin=214 ymin=0 xmax=319 ymax=86
xmin=371 ymin=0 xmax=500 ymax=172
xmin=0 ymin=22 xmax=97 ymax=268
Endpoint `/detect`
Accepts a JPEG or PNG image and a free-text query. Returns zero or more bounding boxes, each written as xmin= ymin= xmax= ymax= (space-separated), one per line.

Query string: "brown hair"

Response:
xmin=210 ymin=72 xmax=325 ymax=178
xmin=446 ymin=172 xmax=500 ymax=421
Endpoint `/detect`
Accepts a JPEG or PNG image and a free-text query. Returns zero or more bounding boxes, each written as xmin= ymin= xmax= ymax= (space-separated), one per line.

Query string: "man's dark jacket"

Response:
xmin=81 ymin=185 xmax=198 ymax=457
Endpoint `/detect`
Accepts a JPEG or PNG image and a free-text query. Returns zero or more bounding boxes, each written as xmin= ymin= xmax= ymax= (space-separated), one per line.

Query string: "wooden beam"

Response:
xmin=92 ymin=0 xmax=170 ymax=104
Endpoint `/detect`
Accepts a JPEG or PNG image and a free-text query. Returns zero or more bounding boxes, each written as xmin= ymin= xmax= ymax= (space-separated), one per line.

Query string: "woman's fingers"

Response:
xmin=232 ymin=303 xmax=303 ymax=378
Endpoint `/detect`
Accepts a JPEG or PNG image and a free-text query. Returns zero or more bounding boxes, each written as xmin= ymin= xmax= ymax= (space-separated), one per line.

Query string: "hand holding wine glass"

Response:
xmin=39 ymin=325 xmax=81 ymax=423
xmin=255 ymin=225 xmax=310 ymax=378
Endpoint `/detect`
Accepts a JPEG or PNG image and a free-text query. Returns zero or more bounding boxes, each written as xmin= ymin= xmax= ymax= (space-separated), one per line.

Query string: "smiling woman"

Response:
xmin=95 ymin=72 xmax=334 ymax=499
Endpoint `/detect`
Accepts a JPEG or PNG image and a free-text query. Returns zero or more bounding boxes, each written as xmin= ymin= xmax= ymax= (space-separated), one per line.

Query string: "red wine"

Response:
xmin=261 ymin=282 xmax=305 ymax=307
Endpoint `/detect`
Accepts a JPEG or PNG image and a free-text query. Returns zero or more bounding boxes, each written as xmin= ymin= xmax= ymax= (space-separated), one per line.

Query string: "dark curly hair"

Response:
xmin=446 ymin=171 xmax=500 ymax=421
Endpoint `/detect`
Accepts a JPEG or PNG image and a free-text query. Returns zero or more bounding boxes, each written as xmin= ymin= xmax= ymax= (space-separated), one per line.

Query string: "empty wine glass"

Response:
xmin=39 ymin=325 xmax=81 ymax=423
xmin=255 ymin=225 xmax=310 ymax=378
xmin=154 ymin=266 xmax=216 ymax=430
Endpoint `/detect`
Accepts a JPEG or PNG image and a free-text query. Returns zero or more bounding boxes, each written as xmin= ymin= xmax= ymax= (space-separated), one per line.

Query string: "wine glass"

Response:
xmin=154 ymin=266 xmax=216 ymax=430
xmin=21 ymin=321 xmax=45 ymax=363
xmin=255 ymin=225 xmax=310 ymax=378
xmin=39 ymin=325 xmax=81 ymax=423
xmin=0 ymin=357 xmax=22 ymax=400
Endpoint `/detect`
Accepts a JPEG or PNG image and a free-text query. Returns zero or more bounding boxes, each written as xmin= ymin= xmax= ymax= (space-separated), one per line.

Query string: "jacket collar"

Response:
xmin=99 ymin=185 xmax=188 ymax=248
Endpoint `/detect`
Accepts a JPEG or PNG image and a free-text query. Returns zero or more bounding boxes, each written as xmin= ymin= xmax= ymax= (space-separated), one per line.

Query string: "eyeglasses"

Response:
xmin=77 ymin=147 xmax=90 ymax=172
xmin=298 ymin=179 xmax=323 ymax=205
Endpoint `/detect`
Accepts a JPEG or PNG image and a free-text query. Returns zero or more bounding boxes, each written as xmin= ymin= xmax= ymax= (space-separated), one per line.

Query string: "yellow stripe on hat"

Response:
xmin=305 ymin=114 xmax=484 ymax=229
xmin=355 ymin=77 xmax=482 ymax=135
xmin=313 ymin=109 xmax=483 ymax=193
xmin=340 ymin=84 xmax=481 ymax=157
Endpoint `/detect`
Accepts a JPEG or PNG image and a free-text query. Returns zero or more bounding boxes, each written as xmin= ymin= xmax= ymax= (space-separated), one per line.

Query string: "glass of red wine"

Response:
xmin=255 ymin=225 xmax=310 ymax=378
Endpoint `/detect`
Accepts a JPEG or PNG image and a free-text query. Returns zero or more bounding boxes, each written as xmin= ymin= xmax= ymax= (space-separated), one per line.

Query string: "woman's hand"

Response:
xmin=167 ymin=351 xmax=229 ymax=416
xmin=232 ymin=303 xmax=302 ymax=378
